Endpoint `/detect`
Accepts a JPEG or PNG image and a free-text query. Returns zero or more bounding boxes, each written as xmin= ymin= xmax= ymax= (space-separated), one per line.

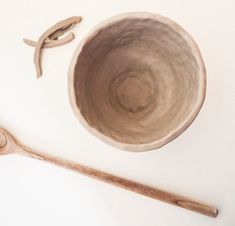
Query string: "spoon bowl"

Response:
xmin=0 ymin=128 xmax=12 ymax=154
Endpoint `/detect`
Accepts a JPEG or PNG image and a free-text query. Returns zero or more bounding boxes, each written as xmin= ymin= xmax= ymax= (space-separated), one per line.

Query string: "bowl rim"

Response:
xmin=68 ymin=11 xmax=206 ymax=152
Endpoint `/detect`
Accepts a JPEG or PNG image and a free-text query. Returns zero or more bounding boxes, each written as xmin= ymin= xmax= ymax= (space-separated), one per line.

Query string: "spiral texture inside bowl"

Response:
xmin=72 ymin=16 xmax=204 ymax=150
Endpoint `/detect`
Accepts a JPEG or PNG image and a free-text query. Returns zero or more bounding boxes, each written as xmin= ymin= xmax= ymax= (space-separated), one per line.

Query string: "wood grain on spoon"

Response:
xmin=0 ymin=128 xmax=218 ymax=218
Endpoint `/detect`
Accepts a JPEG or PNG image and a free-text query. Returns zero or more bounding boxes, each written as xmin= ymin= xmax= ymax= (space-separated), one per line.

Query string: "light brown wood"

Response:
xmin=69 ymin=12 xmax=206 ymax=152
xmin=0 ymin=127 xmax=218 ymax=218
xmin=23 ymin=33 xmax=75 ymax=48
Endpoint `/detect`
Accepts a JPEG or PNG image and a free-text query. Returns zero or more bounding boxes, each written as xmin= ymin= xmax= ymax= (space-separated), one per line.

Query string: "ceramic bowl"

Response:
xmin=69 ymin=12 xmax=206 ymax=152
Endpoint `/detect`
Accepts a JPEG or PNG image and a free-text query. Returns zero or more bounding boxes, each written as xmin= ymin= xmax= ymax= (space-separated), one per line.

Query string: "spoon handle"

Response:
xmin=0 ymin=128 xmax=218 ymax=218
xmin=21 ymin=147 xmax=218 ymax=218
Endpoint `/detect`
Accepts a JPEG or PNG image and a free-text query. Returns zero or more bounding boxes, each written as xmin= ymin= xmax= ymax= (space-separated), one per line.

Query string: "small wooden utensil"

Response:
xmin=0 ymin=128 xmax=218 ymax=218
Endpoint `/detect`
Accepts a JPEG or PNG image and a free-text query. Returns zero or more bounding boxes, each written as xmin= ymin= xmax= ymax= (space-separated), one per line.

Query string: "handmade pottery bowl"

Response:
xmin=69 ymin=12 xmax=206 ymax=152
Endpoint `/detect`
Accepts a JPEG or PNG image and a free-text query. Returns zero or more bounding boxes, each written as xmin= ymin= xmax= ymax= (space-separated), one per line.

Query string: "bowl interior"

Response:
xmin=71 ymin=15 xmax=204 ymax=149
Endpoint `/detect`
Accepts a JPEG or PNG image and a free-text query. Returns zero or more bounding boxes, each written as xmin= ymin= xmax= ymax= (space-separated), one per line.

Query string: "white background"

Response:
xmin=0 ymin=0 xmax=234 ymax=225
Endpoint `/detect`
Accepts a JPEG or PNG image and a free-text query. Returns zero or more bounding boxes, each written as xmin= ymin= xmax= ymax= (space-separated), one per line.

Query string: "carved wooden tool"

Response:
xmin=0 ymin=128 xmax=218 ymax=218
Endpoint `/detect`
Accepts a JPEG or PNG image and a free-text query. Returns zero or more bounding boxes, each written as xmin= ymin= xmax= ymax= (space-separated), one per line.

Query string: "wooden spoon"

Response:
xmin=0 ymin=128 xmax=218 ymax=218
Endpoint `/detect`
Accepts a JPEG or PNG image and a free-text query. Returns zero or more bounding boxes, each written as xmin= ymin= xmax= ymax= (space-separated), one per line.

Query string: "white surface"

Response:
xmin=0 ymin=0 xmax=234 ymax=225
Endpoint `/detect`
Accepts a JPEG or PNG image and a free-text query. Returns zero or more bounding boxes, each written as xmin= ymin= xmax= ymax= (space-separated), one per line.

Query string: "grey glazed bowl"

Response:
xmin=69 ymin=12 xmax=206 ymax=152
